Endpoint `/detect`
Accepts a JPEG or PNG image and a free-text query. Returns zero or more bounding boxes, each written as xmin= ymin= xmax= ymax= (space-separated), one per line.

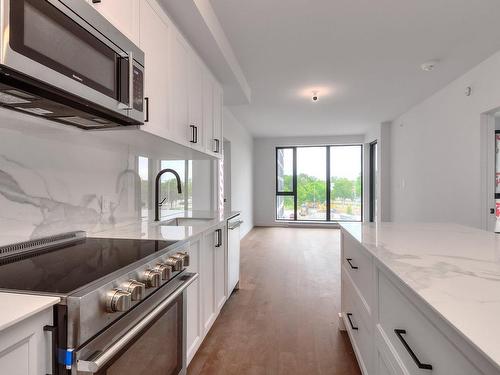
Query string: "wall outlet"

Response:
xmin=100 ymin=195 xmax=113 ymax=214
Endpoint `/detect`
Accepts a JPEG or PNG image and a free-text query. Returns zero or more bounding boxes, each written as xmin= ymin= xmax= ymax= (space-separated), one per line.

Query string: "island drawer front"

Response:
xmin=378 ymin=271 xmax=483 ymax=375
xmin=343 ymin=270 xmax=373 ymax=375
xmin=342 ymin=232 xmax=373 ymax=312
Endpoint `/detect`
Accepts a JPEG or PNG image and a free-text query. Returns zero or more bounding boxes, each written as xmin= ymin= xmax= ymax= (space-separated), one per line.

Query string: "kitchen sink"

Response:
xmin=159 ymin=217 xmax=214 ymax=226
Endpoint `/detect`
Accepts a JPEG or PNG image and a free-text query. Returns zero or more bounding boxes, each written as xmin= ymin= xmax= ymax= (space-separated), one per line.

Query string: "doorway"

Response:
xmin=480 ymin=111 xmax=499 ymax=232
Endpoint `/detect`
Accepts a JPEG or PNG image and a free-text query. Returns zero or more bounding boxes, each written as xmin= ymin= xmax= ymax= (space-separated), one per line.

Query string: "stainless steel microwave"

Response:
xmin=0 ymin=0 xmax=145 ymax=129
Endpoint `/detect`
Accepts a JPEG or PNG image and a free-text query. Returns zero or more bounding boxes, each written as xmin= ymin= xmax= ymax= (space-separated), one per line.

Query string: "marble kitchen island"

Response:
xmin=340 ymin=222 xmax=500 ymax=375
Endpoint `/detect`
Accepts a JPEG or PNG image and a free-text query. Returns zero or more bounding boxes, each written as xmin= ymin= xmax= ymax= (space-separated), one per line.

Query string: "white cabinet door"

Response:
xmin=227 ymin=220 xmax=240 ymax=295
xmin=203 ymin=72 xmax=215 ymax=155
xmin=169 ymin=28 xmax=190 ymax=146
xmin=139 ymin=0 xmax=170 ymax=138
xmin=212 ymin=82 xmax=223 ymax=158
xmin=214 ymin=225 xmax=227 ymax=311
xmin=201 ymin=229 xmax=216 ymax=332
xmin=0 ymin=308 xmax=53 ymax=375
xmin=188 ymin=53 xmax=204 ymax=151
xmin=88 ymin=0 xmax=140 ymax=45
xmin=186 ymin=236 xmax=202 ymax=365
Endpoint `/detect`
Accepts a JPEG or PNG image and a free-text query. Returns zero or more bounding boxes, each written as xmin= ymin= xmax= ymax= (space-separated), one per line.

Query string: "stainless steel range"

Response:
xmin=0 ymin=231 xmax=197 ymax=375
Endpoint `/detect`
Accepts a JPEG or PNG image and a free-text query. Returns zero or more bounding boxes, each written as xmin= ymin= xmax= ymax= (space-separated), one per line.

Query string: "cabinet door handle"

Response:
xmin=189 ymin=125 xmax=196 ymax=143
xmin=144 ymin=97 xmax=149 ymax=122
xmin=346 ymin=258 xmax=359 ymax=270
xmin=346 ymin=313 xmax=358 ymax=330
xmin=215 ymin=228 xmax=222 ymax=247
xmin=92 ymin=0 xmax=101 ymax=3
xmin=394 ymin=329 xmax=433 ymax=370
xmin=44 ymin=325 xmax=57 ymax=375
xmin=194 ymin=126 xmax=198 ymax=143
xmin=213 ymin=139 xmax=220 ymax=153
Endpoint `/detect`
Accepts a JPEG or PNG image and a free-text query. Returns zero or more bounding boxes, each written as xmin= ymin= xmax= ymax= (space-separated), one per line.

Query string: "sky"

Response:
xmin=138 ymin=157 xmax=188 ymax=181
xmin=282 ymin=146 xmax=361 ymax=180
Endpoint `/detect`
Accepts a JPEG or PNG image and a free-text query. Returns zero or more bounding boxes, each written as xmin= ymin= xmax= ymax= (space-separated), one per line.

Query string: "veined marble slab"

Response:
xmin=90 ymin=210 xmax=240 ymax=241
xmin=340 ymin=222 xmax=500 ymax=369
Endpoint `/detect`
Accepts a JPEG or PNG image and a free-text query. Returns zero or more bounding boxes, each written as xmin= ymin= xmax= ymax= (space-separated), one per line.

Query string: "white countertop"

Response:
xmin=340 ymin=222 xmax=500 ymax=370
xmin=0 ymin=293 xmax=60 ymax=331
xmin=0 ymin=210 xmax=239 ymax=333
xmin=90 ymin=210 xmax=240 ymax=241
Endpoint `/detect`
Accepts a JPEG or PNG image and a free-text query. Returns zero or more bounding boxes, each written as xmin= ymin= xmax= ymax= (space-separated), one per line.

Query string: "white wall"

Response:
xmin=0 ymin=107 xmax=215 ymax=245
xmin=223 ymin=108 xmax=254 ymax=237
xmin=390 ymin=50 xmax=500 ymax=228
xmin=253 ymin=135 xmax=364 ymax=226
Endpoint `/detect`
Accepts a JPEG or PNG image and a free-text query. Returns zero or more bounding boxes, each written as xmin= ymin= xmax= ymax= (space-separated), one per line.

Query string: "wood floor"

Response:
xmin=188 ymin=227 xmax=361 ymax=375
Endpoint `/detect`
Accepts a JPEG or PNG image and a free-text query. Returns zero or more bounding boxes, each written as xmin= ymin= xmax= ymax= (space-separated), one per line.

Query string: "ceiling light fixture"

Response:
xmin=312 ymin=91 xmax=319 ymax=102
xmin=421 ymin=60 xmax=439 ymax=72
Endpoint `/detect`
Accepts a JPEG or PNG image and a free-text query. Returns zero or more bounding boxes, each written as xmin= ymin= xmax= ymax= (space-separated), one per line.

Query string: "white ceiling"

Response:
xmin=210 ymin=0 xmax=500 ymax=137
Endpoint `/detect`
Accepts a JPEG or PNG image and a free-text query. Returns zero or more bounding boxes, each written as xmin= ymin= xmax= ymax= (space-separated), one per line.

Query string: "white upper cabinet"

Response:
xmin=213 ymin=82 xmax=223 ymax=158
xmin=91 ymin=0 xmax=223 ymax=157
xmin=168 ymin=27 xmax=190 ymax=146
xmin=188 ymin=53 xmax=205 ymax=151
xmin=88 ymin=0 xmax=140 ymax=45
xmin=139 ymin=0 xmax=170 ymax=139
xmin=203 ymin=72 xmax=223 ymax=158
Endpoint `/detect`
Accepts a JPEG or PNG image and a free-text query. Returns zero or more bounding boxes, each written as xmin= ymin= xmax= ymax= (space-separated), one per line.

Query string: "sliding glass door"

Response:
xmin=276 ymin=145 xmax=362 ymax=222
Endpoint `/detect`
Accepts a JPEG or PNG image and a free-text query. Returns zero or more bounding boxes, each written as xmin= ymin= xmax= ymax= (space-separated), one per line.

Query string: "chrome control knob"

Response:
xmin=106 ymin=289 xmax=132 ymax=313
xmin=165 ymin=257 xmax=182 ymax=271
xmin=153 ymin=263 xmax=172 ymax=280
xmin=173 ymin=252 xmax=190 ymax=267
xmin=143 ymin=269 xmax=161 ymax=288
xmin=122 ymin=279 xmax=146 ymax=301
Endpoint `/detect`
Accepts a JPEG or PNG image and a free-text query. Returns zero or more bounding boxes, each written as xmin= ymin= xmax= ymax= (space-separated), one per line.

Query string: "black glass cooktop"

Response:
xmin=0 ymin=237 xmax=173 ymax=294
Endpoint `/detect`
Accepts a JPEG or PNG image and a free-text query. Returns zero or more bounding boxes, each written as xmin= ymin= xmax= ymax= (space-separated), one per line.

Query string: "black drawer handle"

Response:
xmin=346 ymin=258 xmax=359 ymax=270
xmin=394 ymin=329 xmax=433 ymax=370
xmin=144 ymin=97 xmax=150 ymax=122
xmin=346 ymin=313 xmax=358 ymax=330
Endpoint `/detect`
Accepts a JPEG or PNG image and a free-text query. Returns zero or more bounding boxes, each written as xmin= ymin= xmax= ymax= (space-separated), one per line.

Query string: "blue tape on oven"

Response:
xmin=58 ymin=348 xmax=73 ymax=367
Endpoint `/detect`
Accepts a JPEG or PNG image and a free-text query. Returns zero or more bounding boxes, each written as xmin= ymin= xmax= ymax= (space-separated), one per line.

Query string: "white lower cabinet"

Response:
xmin=341 ymin=230 xmax=488 ymax=375
xmin=186 ymin=223 xmax=228 ymax=365
xmin=0 ymin=308 xmax=53 ymax=375
xmin=378 ymin=271 xmax=482 ymax=375
xmin=214 ymin=225 xmax=227 ymax=311
xmin=186 ymin=235 xmax=202 ymax=364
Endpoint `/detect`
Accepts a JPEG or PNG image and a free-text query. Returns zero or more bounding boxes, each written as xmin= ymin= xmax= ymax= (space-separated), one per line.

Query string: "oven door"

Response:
xmin=74 ymin=273 xmax=198 ymax=375
xmin=1 ymin=0 xmax=144 ymax=121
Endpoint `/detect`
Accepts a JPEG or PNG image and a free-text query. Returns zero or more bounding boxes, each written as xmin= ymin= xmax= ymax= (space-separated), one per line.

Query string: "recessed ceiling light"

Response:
xmin=312 ymin=91 xmax=319 ymax=102
xmin=421 ymin=60 xmax=439 ymax=72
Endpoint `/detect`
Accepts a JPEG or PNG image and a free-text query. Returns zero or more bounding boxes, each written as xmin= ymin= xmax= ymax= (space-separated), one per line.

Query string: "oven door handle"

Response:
xmin=76 ymin=272 xmax=198 ymax=373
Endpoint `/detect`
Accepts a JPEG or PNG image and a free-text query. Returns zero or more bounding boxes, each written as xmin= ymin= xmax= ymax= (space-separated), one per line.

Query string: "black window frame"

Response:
xmin=369 ymin=141 xmax=378 ymax=222
xmin=275 ymin=144 xmax=363 ymax=222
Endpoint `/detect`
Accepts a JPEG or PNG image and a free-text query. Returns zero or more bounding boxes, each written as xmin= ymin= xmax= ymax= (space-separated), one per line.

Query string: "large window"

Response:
xmin=276 ymin=145 xmax=362 ymax=222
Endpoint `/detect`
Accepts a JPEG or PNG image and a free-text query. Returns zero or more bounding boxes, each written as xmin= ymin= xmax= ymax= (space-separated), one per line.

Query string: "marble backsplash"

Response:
xmin=0 ymin=109 xmax=206 ymax=246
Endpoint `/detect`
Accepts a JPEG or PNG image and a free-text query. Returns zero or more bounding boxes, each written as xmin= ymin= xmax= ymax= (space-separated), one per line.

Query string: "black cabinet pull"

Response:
xmin=346 ymin=313 xmax=358 ymax=330
xmin=215 ymin=228 xmax=223 ymax=247
xmin=394 ymin=329 xmax=433 ymax=370
xmin=144 ymin=97 xmax=149 ymax=122
xmin=92 ymin=0 xmax=101 ymax=3
xmin=194 ymin=126 xmax=198 ymax=143
xmin=346 ymin=258 xmax=359 ymax=270
xmin=189 ymin=125 xmax=196 ymax=143
xmin=213 ymin=139 xmax=220 ymax=153
xmin=44 ymin=325 xmax=57 ymax=375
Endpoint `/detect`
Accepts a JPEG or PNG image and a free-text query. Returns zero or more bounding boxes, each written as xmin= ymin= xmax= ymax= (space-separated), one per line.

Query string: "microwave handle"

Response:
xmin=76 ymin=272 xmax=198 ymax=373
xmin=118 ymin=51 xmax=134 ymax=110
xmin=127 ymin=51 xmax=134 ymax=110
